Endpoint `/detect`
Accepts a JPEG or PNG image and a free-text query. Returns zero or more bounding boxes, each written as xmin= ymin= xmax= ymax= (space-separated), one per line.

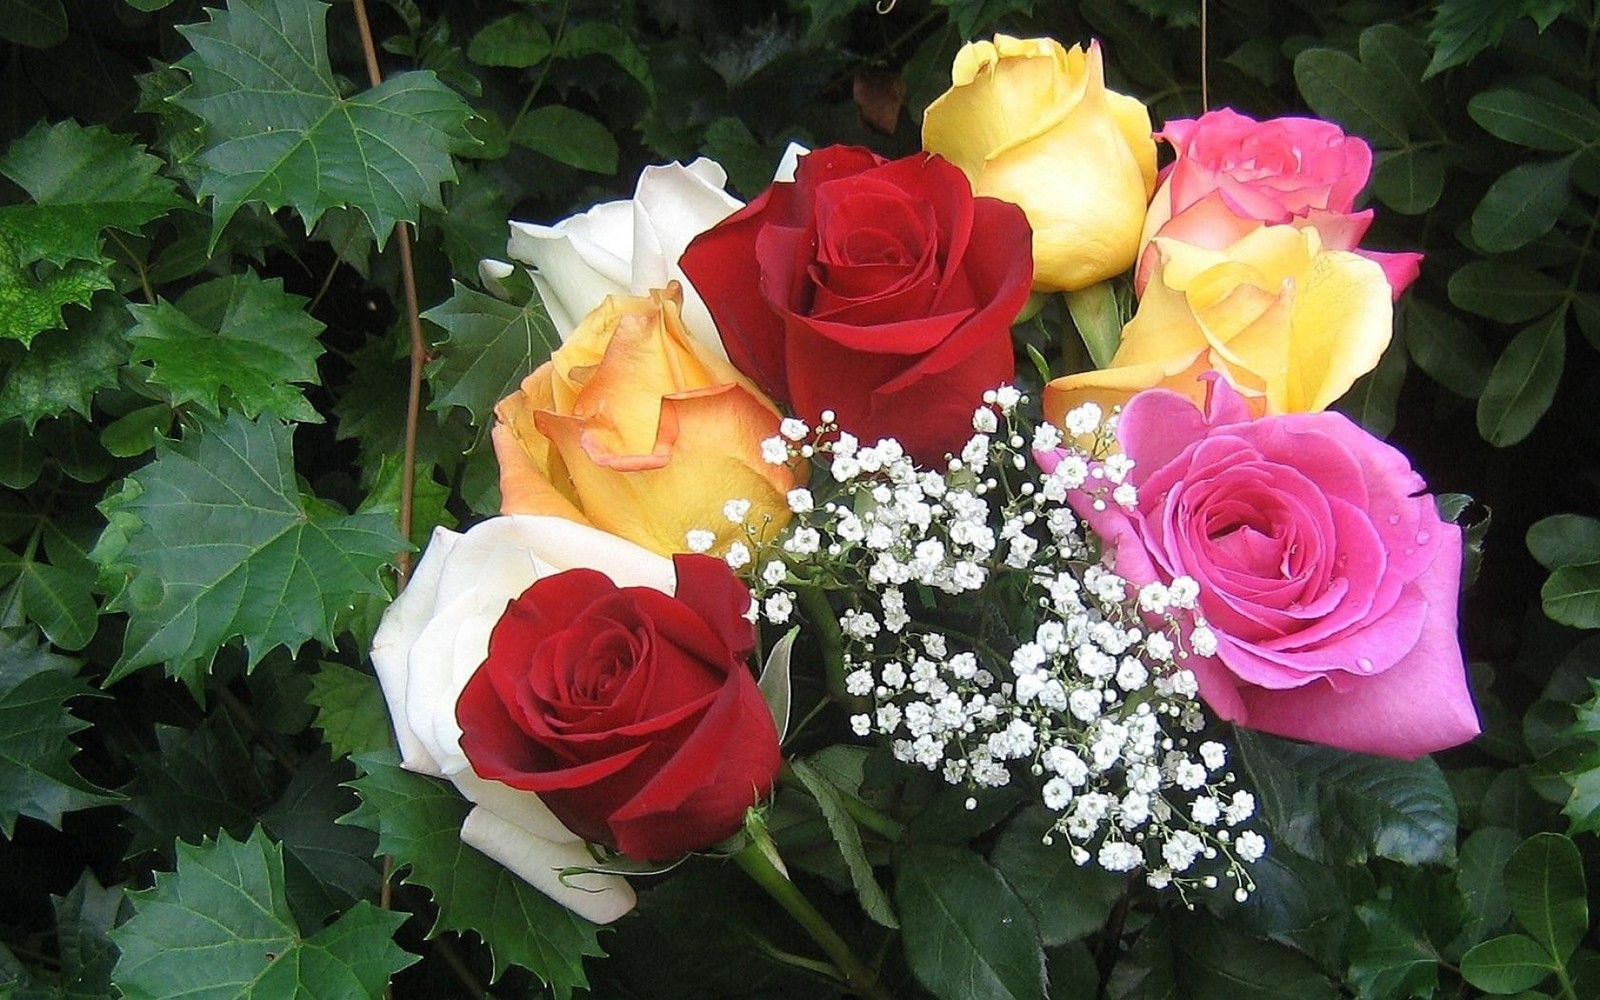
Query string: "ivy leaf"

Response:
xmin=174 ymin=0 xmax=477 ymax=248
xmin=1236 ymin=730 xmax=1458 ymax=866
xmin=260 ymin=751 xmax=380 ymax=927
xmin=894 ymin=843 xmax=1046 ymax=1000
xmin=101 ymin=414 xmax=402 ymax=692
xmin=121 ymin=713 xmax=272 ymax=859
xmin=126 ymin=272 xmax=325 ymax=423
xmin=109 ymin=827 xmax=416 ymax=1000
xmin=0 ymin=0 xmax=68 ymax=48
xmin=49 ymin=871 xmax=124 ymax=999
xmin=0 ymin=237 xmax=113 ymax=347
xmin=0 ymin=630 xmax=118 ymax=837
xmin=423 ymin=281 xmax=557 ymax=427
xmin=0 ymin=120 xmax=185 ymax=268
xmin=0 ymin=297 xmax=129 ymax=430
xmin=306 ymin=661 xmax=393 ymax=761
xmin=343 ymin=751 xmax=604 ymax=996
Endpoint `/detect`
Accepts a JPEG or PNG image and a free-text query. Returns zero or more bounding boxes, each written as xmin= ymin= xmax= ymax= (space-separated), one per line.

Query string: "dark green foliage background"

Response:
xmin=2 ymin=0 xmax=1599 ymax=997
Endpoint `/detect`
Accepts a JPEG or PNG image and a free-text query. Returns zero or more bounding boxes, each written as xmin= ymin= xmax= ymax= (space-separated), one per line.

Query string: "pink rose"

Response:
xmin=1138 ymin=108 xmax=1421 ymax=299
xmin=1049 ymin=377 xmax=1478 ymax=758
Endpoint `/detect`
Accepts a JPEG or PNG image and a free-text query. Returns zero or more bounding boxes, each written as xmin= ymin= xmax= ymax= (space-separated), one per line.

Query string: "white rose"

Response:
xmin=504 ymin=158 xmax=741 ymax=355
xmin=370 ymin=515 xmax=675 ymax=923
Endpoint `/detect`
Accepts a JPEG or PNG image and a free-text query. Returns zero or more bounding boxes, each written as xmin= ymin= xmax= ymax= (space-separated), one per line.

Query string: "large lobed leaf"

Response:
xmin=0 ymin=630 xmax=119 ymax=837
xmin=174 ymin=0 xmax=476 ymax=248
xmin=100 ymin=413 xmax=402 ymax=691
xmin=126 ymin=272 xmax=325 ymax=423
xmin=109 ymin=826 xmax=415 ymax=1000
xmin=342 ymin=751 xmax=604 ymax=997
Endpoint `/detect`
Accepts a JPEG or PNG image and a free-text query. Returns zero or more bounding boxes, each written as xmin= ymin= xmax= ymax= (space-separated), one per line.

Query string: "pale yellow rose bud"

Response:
xmin=1044 ymin=226 xmax=1394 ymax=425
xmin=922 ymin=36 xmax=1157 ymax=292
xmin=492 ymin=284 xmax=794 ymax=556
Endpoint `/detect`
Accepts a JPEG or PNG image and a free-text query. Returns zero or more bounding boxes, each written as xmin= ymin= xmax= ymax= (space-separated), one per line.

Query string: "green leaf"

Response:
xmin=1476 ymin=306 xmax=1567 ymax=447
xmin=1426 ymin=0 xmax=1558 ymax=78
xmin=175 ymin=0 xmax=476 ymax=248
xmin=306 ymin=661 xmax=393 ymax=760
xmin=1348 ymin=893 xmax=1442 ymax=1000
xmin=1543 ymin=563 xmax=1600 ymax=628
xmin=788 ymin=756 xmax=898 ymax=929
xmin=1293 ymin=48 xmax=1408 ymax=148
xmin=1064 ymin=282 xmax=1122 ymax=369
xmin=100 ymin=405 xmax=174 ymax=459
xmin=1448 ymin=262 xmax=1567 ymax=323
xmin=0 ymin=0 xmax=67 ymax=48
xmin=423 ymin=281 xmax=557 ymax=427
xmin=2 ymin=556 xmax=99 ymax=652
xmin=0 ymin=120 xmax=186 ymax=268
xmin=1223 ymin=845 xmax=1350 ymax=969
xmin=102 ymin=414 xmax=402 ymax=690
xmin=1359 ymin=24 xmax=1434 ymax=132
xmin=1505 ymin=832 xmax=1587 ymax=963
xmin=110 ymin=827 xmax=415 ymax=1000
xmin=1373 ymin=147 xmax=1446 ymax=214
xmin=121 ymin=714 xmax=271 ymax=858
xmin=467 ymin=11 xmax=552 ymax=68
xmin=1459 ymin=934 xmax=1556 ymax=994
xmin=510 ymin=105 xmax=620 ymax=174
xmin=1166 ymin=910 xmax=1340 ymax=1000
xmin=1529 ymin=515 xmax=1600 ymax=570
xmin=1471 ymin=156 xmax=1574 ymax=253
xmin=931 ymin=0 xmax=1035 ymax=39
xmin=0 ymin=238 xmax=113 ymax=347
xmin=1236 ymin=730 xmax=1457 ymax=866
xmin=1470 ymin=80 xmax=1600 ymax=152
xmin=356 ymin=456 xmax=453 ymax=551
xmin=0 ymin=630 xmax=118 ymax=837
xmin=555 ymin=22 xmax=654 ymax=95
xmin=0 ymin=298 xmax=129 ymax=430
xmin=343 ymin=751 xmax=604 ymax=994
xmin=127 ymin=272 xmax=325 ymax=423
xmin=1337 ymin=336 xmax=1407 ymax=437
xmin=49 ymin=871 xmax=124 ymax=998
xmin=1400 ymin=296 xmax=1491 ymax=399
xmin=894 ymin=843 xmax=1045 ymax=1000
xmin=260 ymin=751 xmax=380 ymax=927
xmin=1458 ymin=827 xmax=1522 ymax=950
xmin=991 ymin=806 xmax=1124 ymax=947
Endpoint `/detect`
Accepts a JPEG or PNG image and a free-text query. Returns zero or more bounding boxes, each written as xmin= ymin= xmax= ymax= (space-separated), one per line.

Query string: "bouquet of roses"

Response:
xmin=368 ymin=34 xmax=1478 ymax=999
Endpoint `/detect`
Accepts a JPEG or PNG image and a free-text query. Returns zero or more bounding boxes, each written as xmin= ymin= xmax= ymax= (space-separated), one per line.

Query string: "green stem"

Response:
xmin=794 ymin=585 xmax=860 ymax=710
xmin=508 ymin=0 xmax=570 ymax=137
xmin=734 ymin=820 xmax=896 ymax=1000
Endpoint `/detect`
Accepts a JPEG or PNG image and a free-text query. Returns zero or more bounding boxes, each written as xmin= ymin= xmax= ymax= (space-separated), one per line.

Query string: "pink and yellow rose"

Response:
xmin=1139 ymin=108 xmax=1421 ymax=299
xmin=1044 ymin=225 xmax=1394 ymax=425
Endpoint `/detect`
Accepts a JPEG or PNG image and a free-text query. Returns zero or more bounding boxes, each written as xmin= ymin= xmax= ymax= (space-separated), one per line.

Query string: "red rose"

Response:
xmin=680 ymin=145 xmax=1033 ymax=465
xmin=457 ymin=553 xmax=781 ymax=860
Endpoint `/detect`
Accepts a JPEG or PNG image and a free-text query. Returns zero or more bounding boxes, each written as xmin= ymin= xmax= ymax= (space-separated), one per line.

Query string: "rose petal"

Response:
xmin=459 ymin=805 xmax=636 ymax=924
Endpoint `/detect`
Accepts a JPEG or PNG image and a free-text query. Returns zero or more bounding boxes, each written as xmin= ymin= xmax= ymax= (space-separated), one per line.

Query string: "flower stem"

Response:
xmin=794 ymin=585 xmax=861 ymax=710
xmin=735 ymin=815 xmax=896 ymax=1000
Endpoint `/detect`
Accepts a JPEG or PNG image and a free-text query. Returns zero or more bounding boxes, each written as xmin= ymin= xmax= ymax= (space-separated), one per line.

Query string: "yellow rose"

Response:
xmin=492 ymin=284 xmax=794 ymax=556
xmin=1043 ymin=225 xmax=1393 ymax=424
xmin=922 ymin=36 xmax=1157 ymax=292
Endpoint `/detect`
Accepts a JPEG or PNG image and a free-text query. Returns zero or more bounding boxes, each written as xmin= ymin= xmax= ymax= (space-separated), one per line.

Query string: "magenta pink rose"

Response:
xmin=1138 ymin=108 xmax=1422 ymax=299
xmin=1051 ymin=376 xmax=1478 ymax=759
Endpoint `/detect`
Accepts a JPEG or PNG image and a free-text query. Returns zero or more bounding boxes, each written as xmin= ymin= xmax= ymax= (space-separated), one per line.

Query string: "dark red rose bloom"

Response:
xmin=457 ymin=554 xmax=781 ymax=860
xmin=680 ymin=145 xmax=1033 ymax=465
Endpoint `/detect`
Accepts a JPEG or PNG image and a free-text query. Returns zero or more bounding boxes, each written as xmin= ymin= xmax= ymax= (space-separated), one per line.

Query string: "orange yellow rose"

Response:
xmin=492 ymin=284 xmax=794 ymax=556
xmin=922 ymin=36 xmax=1157 ymax=292
xmin=1044 ymin=225 xmax=1393 ymax=425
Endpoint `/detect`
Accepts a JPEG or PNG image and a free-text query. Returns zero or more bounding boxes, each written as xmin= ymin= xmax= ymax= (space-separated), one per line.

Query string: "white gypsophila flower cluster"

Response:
xmin=691 ymin=391 xmax=1263 ymax=901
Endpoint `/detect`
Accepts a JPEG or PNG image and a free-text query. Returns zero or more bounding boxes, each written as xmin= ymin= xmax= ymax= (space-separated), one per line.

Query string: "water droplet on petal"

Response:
xmin=1416 ymin=531 xmax=1430 ymax=544
xmin=1387 ymin=514 xmax=1400 ymax=525
xmin=1357 ymin=657 xmax=1374 ymax=673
